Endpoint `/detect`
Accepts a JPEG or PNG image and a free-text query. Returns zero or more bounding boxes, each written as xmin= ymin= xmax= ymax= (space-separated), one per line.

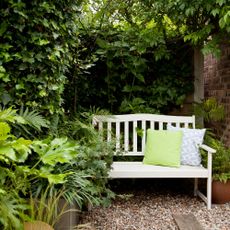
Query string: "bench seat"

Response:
xmin=110 ymin=162 xmax=209 ymax=178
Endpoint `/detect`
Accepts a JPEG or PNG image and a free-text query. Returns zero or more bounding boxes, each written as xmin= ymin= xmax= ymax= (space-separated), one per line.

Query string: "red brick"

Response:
xmin=204 ymin=43 xmax=230 ymax=147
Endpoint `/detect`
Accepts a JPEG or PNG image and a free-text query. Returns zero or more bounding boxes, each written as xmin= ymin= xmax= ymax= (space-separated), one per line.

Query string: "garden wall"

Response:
xmin=204 ymin=43 xmax=230 ymax=146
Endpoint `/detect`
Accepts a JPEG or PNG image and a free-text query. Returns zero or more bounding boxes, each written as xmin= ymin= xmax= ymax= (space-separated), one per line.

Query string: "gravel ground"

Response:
xmin=80 ymin=179 xmax=230 ymax=230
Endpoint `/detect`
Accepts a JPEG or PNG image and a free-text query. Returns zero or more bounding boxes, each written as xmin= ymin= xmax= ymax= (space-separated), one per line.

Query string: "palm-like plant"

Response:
xmin=17 ymin=107 xmax=49 ymax=139
xmin=0 ymin=106 xmax=49 ymax=139
xmin=193 ymin=97 xmax=225 ymax=123
xmin=0 ymin=190 xmax=28 ymax=230
xmin=19 ymin=107 xmax=49 ymax=131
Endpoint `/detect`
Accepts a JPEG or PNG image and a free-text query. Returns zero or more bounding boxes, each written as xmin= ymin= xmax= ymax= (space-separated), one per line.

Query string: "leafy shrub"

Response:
xmin=202 ymin=136 xmax=230 ymax=183
xmin=45 ymin=111 xmax=115 ymax=208
xmin=64 ymin=10 xmax=194 ymax=114
xmin=0 ymin=107 xmax=77 ymax=229
xmin=29 ymin=135 xmax=114 ymax=209
xmin=0 ymin=0 xmax=83 ymax=117
xmin=194 ymin=98 xmax=225 ymax=123
xmin=0 ymin=107 xmax=113 ymax=228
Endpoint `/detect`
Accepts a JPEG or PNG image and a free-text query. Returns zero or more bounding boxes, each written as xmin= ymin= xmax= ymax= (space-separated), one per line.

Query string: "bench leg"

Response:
xmin=207 ymin=177 xmax=212 ymax=209
xmin=194 ymin=178 xmax=198 ymax=196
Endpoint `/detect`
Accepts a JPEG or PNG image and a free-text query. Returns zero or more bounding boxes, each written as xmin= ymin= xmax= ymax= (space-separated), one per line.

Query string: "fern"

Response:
xmin=80 ymin=106 xmax=111 ymax=123
xmin=19 ymin=107 xmax=49 ymax=131
xmin=0 ymin=191 xmax=28 ymax=230
xmin=0 ymin=107 xmax=18 ymax=123
xmin=194 ymin=97 xmax=225 ymax=122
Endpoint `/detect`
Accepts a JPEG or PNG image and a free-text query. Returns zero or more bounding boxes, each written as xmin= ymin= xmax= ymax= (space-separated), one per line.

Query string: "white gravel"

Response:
xmin=80 ymin=179 xmax=230 ymax=230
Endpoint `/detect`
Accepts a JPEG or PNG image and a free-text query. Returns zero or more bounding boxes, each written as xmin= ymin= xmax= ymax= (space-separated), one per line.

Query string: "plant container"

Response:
xmin=24 ymin=221 xmax=54 ymax=230
xmin=212 ymin=180 xmax=230 ymax=204
xmin=54 ymin=199 xmax=80 ymax=230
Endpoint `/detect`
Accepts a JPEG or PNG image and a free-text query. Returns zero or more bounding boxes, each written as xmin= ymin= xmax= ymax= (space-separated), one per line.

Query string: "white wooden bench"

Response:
xmin=92 ymin=114 xmax=216 ymax=209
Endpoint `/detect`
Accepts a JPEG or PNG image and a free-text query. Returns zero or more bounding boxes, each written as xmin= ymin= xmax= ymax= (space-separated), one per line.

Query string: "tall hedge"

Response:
xmin=0 ymin=0 xmax=82 ymax=116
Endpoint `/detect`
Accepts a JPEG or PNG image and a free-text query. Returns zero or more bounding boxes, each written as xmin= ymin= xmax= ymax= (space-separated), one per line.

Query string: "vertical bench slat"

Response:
xmin=176 ymin=122 xmax=180 ymax=128
xmin=93 ymin=114 xmax=196 ymax=156
xmin=107 ymin=122 xmax=111 ymax=142
xmin=150 ymin=121 xmax=154 ymax=129
xmin=124 ymin=121 xmax=129 ymax=151
xmin=192 ymin=115 xmax=196 ymax=128
xmin=116 ymin=122 xmax=120 ymax=150
xmin=99 ymin=122 xmax=103 ymax=131
xmin=142 ymin=120 xmax=146 ymax=152
xmin=133 ymin=121 xmax=137 ymax=153
xmin=159 ymin=122 xmax=163 ymax=130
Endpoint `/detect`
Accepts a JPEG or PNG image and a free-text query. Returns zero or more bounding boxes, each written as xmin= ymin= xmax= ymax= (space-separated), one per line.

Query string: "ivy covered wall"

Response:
xmin=0 ymin=0 xmax=83 ymax=117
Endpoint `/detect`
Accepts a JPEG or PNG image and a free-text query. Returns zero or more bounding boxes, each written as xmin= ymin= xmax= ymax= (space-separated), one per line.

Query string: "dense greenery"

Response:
xmin=66 ymin=0 xmax=229 ymax=114
xmin=0 ymin=0 xmax=229 ymax=227
xmin=157 ymin=0 xmax=230 ymax=56
xmin=0 ymin=0 xmax=84 ymax=117
xmin=195 ymin=98 xmax=230 ymax=183
xmin=65 ymin=1 xmax=194 ymax=114
xmin=0 ymin=107 xmax=114 ymax=229
xmin=70 ymin=31 xmax=193 ymax=114
xmin=1 ymin=0 xmax=229 ymax=118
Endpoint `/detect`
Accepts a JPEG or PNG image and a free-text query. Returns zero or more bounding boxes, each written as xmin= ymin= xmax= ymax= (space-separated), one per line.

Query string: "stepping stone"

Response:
xmin=173 ymin=213 xmax=204 ymax=230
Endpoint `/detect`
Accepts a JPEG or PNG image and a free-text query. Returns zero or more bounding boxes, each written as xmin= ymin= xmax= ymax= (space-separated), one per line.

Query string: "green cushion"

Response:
xmin=143 ymin=129 xmax=183 ymax=167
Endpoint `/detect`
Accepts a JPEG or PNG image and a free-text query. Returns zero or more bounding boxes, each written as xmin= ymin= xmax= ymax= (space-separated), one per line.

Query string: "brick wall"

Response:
xmin=204 ymin=44 xmax=230 ymax=145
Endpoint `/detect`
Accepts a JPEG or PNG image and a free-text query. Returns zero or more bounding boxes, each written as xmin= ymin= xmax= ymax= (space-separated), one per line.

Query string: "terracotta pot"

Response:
xmin=24 ymin=221 xmax=54 ymax=230
xmin=212 ymin=180 xmax=230 ymax=204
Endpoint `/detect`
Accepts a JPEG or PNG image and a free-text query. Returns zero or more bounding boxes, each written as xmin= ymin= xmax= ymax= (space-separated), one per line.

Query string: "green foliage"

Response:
xmin=12 ymin=107 xmax=50 ymax=139
xmin=0 ymin=107 xmax=80 ymax=228
xmin=1 ymin=0 xmax=229 ymax=117
xmin=69 ymin=20 xmax=193 ymax=114
xmin=0 ymin=120 xmax=32 ymax=163
xmin=0 ymin=104 xmax=115 ymax=225
xmin=26 ymin=188 xmax=72 ymax=227
xmin=194 ymin=98 xmax=225 ymax=123
xmin=48 ymin=113 xmax=115 ymax=208
xmin=0 ymin=106 xmax=49 ymax=139
xmin=0 ymin=0 xmax=83 ymax=117
xmin=197 ymin=98 xmax=229 ymax=183
xmin=56 ymin=140 xmax=115 ymax=209
xmin=64 ymin=0 xmax=202 ymax=114
xmin=32 ymin=138 xmax=77 ymax=167
xmin=0 ymin=108 xmax=32 ymax=229
xmin=0 ymin=107 xmax=22 ymax=123
xmin=29 ymin=125 xmax=114 ymax=212
xmin=19 ymin=108 xmax=49 ymax=132
xmin=73 ymin=139 xmax=115 ymax=207
xmin=119 ymin=98 xmax=159 ymax=114
xmin=0 ymin=191 xmax=28 ymax=230
xmin=155 ymin=0 xmax=230 ymax=57
xmin=202 ymin=136 xmax=230 ymax=183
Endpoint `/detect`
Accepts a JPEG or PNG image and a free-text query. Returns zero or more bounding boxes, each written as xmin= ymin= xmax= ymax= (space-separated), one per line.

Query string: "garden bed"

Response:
xmin=80 ymin=179 xmax=230 ymax=230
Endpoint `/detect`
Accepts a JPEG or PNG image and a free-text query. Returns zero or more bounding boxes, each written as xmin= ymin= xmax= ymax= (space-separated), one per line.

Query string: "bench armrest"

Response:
xmin=199 ymin=144 xmax=216 ymax=154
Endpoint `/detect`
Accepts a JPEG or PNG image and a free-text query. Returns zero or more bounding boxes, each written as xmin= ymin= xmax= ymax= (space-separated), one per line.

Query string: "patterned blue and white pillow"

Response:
xmin=167 ymin=124 xmax=206 ymax=166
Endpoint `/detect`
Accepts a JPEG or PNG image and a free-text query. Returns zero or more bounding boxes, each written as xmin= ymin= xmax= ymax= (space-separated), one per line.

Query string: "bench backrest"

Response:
xmin=93 ymin=114 xmax=195 ymax=156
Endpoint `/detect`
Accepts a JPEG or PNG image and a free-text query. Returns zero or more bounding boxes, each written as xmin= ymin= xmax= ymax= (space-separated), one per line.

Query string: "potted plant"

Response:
xmin=24 ymin=221 xmax=54 ymax=230
xmin=207 ymin=138 xmax=230 ymax=204
xmin=194 ymin=98 xmax=230 ymax=204
xmin=24 ymin=187 xmax=76 ymax=230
